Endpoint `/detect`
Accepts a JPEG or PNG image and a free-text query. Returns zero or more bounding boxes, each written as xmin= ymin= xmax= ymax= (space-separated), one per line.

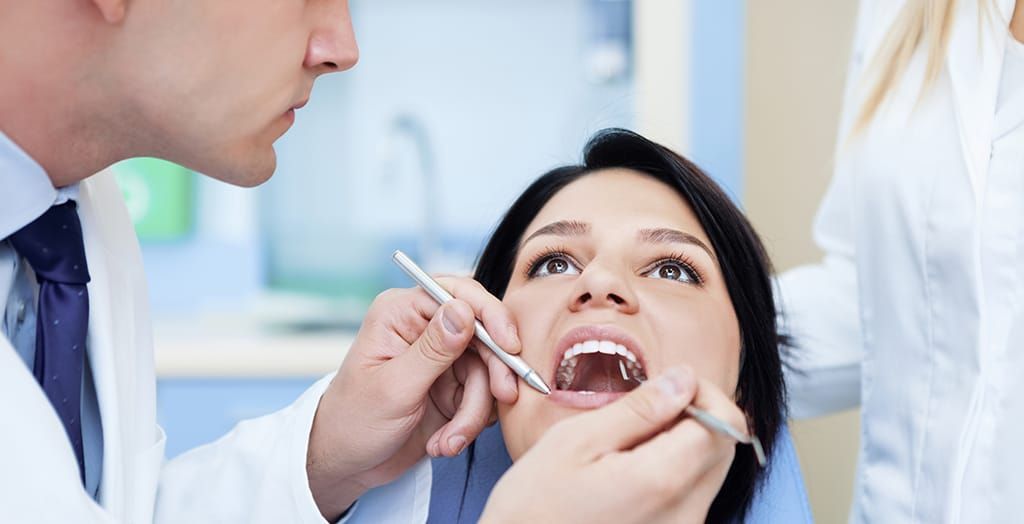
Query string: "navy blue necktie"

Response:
xmin=8 ymin=201 xmax=90 ymax=485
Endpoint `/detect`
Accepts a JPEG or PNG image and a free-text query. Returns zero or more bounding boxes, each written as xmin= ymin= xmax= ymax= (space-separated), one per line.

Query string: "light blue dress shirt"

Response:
xmin=0 ymin=130 xmax=103 ymax=500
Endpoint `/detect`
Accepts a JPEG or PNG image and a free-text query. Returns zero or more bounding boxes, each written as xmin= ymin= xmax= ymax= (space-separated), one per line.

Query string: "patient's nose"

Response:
xmin=569 ymin=265 xmax=638 ymax=314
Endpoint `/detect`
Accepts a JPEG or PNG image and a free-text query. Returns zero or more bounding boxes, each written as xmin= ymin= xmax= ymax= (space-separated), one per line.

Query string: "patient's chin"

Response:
xmin=498 ymin=404 xmax=579 ymax=462
xmin=497 ymin=420 xmax=527 ymax=461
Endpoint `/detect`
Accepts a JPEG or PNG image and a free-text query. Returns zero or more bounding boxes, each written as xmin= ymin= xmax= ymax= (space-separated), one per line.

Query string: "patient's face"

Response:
xmin=497 ymin=169 xmax=741 ymax=460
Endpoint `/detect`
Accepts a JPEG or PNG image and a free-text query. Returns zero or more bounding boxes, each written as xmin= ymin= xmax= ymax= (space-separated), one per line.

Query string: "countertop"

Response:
xmin=153 ymin=318 xmax=355 ymax=378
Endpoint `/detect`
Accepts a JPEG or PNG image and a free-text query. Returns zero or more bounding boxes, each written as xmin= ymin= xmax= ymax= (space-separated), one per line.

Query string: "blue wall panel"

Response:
xmin=157 ymin=378 xmax=317 ymax=458
xmin=691 ymin=0 xmax=746 ymax=202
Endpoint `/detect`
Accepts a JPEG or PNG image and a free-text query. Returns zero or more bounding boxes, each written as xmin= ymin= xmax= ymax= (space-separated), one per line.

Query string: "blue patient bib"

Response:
xmin=428 ymin=423 xmax=813 ymax=523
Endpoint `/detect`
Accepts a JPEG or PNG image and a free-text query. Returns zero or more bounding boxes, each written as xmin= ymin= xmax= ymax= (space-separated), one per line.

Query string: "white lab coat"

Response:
xmin=780 ymin=0 xmax=1024 ymax=521
xmin=0 ymin=172 xmax=334 ymax=522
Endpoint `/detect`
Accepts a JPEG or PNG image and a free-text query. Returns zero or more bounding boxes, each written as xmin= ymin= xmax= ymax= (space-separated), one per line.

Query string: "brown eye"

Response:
xmin=547 ymin=258 xmax=569 ymax=274
xmin=529 ymin=254 xmax=580 ymax=278
xmin=658 ymin=265 xmax=680 ymax=280
xmin=645 ymin=260 xmax=699 ymax=284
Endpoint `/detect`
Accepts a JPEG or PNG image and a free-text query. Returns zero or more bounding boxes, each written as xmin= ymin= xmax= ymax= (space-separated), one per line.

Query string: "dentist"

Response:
xmin=0 ymin=0 xmax=739 ymax=522
xmin=782 ymin=0 xmax=1024 ymax=521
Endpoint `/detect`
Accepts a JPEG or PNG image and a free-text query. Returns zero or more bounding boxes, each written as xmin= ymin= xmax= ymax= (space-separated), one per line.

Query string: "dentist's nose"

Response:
xmin=569 ymin=263 xmax=639 ymax=314
xmin=305 ymin=0 xmax=359 ymax=74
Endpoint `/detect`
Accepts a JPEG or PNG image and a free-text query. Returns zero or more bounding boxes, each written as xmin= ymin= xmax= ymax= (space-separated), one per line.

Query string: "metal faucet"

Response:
xmin=382 ymin=112 xmax=441 ymax=270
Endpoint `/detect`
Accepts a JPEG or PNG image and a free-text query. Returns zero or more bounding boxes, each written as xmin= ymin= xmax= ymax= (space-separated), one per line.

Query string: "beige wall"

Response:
xmin=744 ymin=1 xmax=861 ymax=523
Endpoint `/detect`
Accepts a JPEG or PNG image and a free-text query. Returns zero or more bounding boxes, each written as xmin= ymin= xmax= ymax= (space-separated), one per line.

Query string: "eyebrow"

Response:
xmin=638 ymin=227 xmax=716 ymax=261
xmin=520 ymin=220 xmax=590 ymax=247
xmin=520 ymin=220 xmax=715 ymax=260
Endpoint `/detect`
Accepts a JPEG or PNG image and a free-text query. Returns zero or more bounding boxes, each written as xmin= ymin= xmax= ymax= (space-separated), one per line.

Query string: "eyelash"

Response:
xmin=646 ymin=252 xmax=705 ymax=285
xmin=523 ymin=246 xmax=576 ymax=278
xmin=523 ymin=248 xmax=705 ymax=285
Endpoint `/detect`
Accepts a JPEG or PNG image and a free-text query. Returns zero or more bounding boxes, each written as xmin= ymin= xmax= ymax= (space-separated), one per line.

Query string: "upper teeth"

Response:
xmin=562 ymin=340 xmax=638 ymax=362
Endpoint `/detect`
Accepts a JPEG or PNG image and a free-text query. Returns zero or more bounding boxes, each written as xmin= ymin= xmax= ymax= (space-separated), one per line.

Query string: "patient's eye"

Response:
xmin=528 ymin=253 xmax=581 ymax=278
xmin=644 ymin=258 xmax=701 ymax=284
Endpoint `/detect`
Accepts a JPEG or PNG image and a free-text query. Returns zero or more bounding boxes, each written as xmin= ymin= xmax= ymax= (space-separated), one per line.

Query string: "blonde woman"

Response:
xmin=781 ymin=0 xmax=1024 ymax=521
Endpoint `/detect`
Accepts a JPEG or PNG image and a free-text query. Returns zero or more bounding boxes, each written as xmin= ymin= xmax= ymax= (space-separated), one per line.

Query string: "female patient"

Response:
xmin=429 ymin=129 xmax=809 ymax=523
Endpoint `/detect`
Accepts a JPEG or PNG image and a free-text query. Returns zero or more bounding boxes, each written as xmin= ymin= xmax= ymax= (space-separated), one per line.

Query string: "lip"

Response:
xmin=282 ymin=98 xmax=309 ymax=125
xmin=549 ymin=390 xmax=629 ymax=409
xmin=546 ymin=324 xmax=648 ymax=409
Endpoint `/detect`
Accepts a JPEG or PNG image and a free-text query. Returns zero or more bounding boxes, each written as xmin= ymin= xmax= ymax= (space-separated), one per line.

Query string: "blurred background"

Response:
xmin=117 ymin=0 xmax=858 ymax=521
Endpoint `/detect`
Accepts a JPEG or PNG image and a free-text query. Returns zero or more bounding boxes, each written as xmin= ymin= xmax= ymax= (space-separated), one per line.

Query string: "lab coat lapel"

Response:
xmin=945 ymin=0 xmax=1011 ymax=199
xmin=77 ymin=171 xmax=161 ymax=521
xmin=0 ymin=251 xmax=13 ymax=317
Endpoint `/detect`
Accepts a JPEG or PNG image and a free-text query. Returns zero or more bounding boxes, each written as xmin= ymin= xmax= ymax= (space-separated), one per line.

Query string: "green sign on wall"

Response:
xmin=111 ymin=157 xmax=195 ymax=241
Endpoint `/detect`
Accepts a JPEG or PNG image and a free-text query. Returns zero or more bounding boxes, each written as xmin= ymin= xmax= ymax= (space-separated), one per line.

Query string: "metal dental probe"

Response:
xmin=625 ymin=366 xmax=766 ymax=467
xmin=392 ymin=250 xmax=552 ymax=395
xmin=685 ymin=405 xmax=767 ymax=467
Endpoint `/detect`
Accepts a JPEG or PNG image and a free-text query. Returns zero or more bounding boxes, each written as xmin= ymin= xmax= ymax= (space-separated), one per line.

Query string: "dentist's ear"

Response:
xmin=90 ymin=0 xmax=127 ymax=24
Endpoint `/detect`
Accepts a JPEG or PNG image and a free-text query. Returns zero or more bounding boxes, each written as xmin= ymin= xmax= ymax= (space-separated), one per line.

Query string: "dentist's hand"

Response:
xmin=480 ymin=366 xmax=744 ymax=524
xmin=306 ymin=278 xmax=522 ymax=520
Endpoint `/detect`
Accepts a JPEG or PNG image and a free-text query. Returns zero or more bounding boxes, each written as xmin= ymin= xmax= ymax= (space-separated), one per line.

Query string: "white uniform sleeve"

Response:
xmin=1 ymin=346 xmax=430 ymax=524
xmin=154 ymin=371 xmax=433 ymax=523
xmin=778 ymin=0 xmax=877 ymax=419
xmin=154 ymin=374 xmax=336 ymax=523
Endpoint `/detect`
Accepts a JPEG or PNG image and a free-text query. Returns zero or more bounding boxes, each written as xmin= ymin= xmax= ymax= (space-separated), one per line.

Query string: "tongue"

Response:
xmin=568 ymin=354 xmax=638 ymax=393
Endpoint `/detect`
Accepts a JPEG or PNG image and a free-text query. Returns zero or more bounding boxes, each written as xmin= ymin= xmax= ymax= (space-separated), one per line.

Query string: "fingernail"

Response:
xmin=442 ymin=306 xmax=465 ymax=335
xmin=655 ymin=367 xmax=694 ymax=400
xmin=448 ymin=435 xmax=467 ymax=455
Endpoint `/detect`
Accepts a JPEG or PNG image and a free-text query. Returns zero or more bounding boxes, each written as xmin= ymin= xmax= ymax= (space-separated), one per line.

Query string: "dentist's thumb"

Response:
xmin=566 ymin=366 xmax=698 ymax=457
xmin=387 ymin=300 xmax=476 ymax=395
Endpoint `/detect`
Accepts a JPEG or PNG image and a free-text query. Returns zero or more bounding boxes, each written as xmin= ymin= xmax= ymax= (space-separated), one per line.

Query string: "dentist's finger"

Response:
xmin=386 ymin=288 xmax=439 ymax=346
xmin=428 ymin=365 xmax=461 ymax=420
xmin=475 ymin=341 xmax=519 ymax=404
xmin=428 ymin=352 xmax=492 ymax=457
xmin=384 ymin=300 xmax=476 ymax=394
xmin=616 ymin=414 xmax=738 ymax=501
xmin=597 ymin=415 xmax=735 ymax=518
xmin=556 ymin=366 xmax=697 ymax=458
xmin=611 ymin=378 xmax=748 ymax=499
xmin=435 ymin=276 xmax=522 ymax=355
xmin=396 ymin=282 xmax=519 ymax=404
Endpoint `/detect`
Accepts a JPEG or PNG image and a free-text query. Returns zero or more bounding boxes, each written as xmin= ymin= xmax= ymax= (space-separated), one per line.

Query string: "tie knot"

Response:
xmin=8 ymin=201 xmax=91 ymax=285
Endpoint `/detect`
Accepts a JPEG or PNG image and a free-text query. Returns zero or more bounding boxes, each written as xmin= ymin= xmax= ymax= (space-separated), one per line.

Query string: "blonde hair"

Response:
xmin=855 ymin=0 xmax=995 ymax=131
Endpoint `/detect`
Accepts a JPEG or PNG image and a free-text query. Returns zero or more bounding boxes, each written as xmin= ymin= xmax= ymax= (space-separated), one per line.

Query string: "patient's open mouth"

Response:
xmin=546 ymin=326 xmax=649 ymax=410
xmin=555 ymin=340 xmax=648 ymax=392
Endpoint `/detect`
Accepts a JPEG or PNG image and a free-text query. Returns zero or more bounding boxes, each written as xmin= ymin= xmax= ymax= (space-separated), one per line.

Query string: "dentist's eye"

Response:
xmin=527 ymin=252 xmax=581 ymax=278
xmin=644 ymin=257 xmax=702 ymax=284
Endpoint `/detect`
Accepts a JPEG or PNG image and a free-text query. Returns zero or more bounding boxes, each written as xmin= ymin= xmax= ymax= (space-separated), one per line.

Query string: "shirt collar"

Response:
xmin=0 ymin=130 xmax=80 ymax=240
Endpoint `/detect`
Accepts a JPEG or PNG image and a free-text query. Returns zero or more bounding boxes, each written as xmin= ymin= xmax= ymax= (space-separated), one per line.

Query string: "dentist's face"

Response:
xmin=112 ymin=0 xmax=359 ymax=187
xmin=497 ymin=169 xmax=741 ymax=460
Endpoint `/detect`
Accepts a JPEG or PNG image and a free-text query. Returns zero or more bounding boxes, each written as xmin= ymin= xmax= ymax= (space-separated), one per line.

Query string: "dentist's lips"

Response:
xmin=283 ymin=98 xmax=309 ymax=126
xmin=546 ymin=325 xmax=648 ymax=409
